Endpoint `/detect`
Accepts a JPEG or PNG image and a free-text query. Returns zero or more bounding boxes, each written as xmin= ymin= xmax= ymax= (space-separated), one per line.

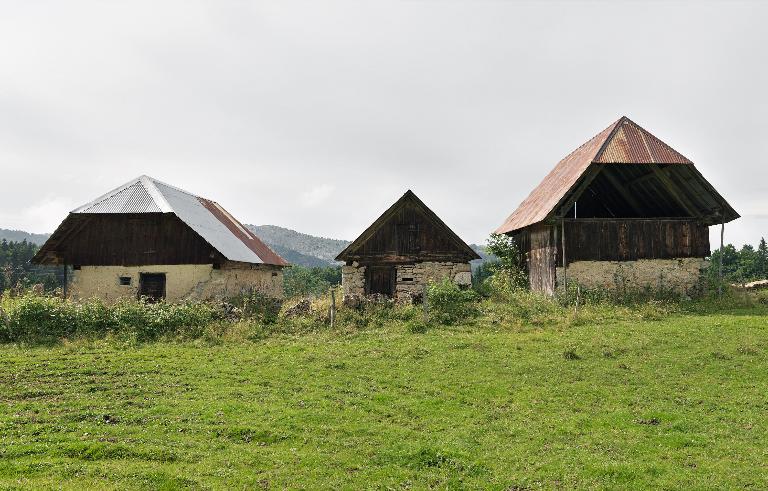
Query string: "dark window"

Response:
xmin=397 ymin=224 xmax=420 ymax=254
xmin=73 ymin=265 xmax=82 ymax=270
xmin=119 ymin=276 xmax=132 ymax=286
xmin=138 ymin=273 xmax=166 ymax=302
xmin=401 ymin=277 xmax=414 ymax=282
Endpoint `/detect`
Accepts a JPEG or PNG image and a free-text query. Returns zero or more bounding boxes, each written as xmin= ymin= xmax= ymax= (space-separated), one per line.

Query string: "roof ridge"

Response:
xmin=555 ymin=117 xmax=624 ymax=166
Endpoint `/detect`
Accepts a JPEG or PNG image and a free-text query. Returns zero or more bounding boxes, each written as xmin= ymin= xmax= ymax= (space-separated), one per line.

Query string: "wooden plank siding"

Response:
xmin=554 ymin=219 xmax=710 ymax=265
xmin=341 ymin=200 xmax=476 ymax=264
xmin=53 ymin=214 xmax=222 ymax=266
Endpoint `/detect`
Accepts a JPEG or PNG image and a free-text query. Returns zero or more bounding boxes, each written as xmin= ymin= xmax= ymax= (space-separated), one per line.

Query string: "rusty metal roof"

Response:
xmin=68 ymin=176 xmax=287 ymax=266
xmin=495 ymin=116 xmax=737 ymax=234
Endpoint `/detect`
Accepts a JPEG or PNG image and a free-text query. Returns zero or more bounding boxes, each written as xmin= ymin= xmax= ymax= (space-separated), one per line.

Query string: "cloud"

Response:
xmin=300 ymin=184 xmax=335 ymax=208
xmin=0 ymin=198 xmax=74 ymax=233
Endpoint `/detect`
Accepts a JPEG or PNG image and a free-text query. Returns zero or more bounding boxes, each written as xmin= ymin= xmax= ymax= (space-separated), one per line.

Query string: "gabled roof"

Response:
xmin=336 ymin=190 xmax=480 ymax=262
xmin=35 ymin=176 xmax=287 ymax=266
xmin=496 ymin=116 xmax=739 ymax=234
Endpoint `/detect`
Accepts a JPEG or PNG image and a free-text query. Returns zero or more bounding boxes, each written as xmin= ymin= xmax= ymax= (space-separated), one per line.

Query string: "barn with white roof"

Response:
xmin=32 ymin=175 xmax=288 ymax=302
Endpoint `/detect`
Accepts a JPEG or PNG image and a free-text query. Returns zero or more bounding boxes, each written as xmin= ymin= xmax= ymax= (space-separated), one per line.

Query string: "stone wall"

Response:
xmin=69 ymin=263 xmax=284 ymax=303
xmin=556 ymin=258 xmax=708 ymax=294
xmin=394 ymin=262 xmax=471 ymax=298
xmin=341 ymin=261 xmax=472 ymax=301
xmin=341 ymin=263 xmax=367 ymax=297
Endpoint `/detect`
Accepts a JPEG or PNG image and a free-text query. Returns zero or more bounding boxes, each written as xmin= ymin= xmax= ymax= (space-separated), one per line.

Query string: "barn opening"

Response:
xmin=139 ymin=273 xmax=166 ymax=302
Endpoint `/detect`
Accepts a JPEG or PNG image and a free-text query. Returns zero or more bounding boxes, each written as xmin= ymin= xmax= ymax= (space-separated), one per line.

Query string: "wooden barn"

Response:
xmin=32 ymin=176 xmax=288 ymax=302
xmin=496 ymin=116 xmax=739 ymax=295
xmin=336 ymin=190 xmax=480 ymax=301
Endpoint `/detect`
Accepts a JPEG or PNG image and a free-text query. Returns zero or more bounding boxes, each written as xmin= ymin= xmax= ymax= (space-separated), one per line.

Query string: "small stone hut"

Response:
xmin=336 ymin=190 xmax=480 ymax=301
xmin=32 ymin=175 xmax=288 ymax=302
xmin=496 ymin=116 xmax=739 ymax=295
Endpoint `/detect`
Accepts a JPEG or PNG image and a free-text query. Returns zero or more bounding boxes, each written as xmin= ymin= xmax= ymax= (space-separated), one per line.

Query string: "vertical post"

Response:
xmin=62 ymin=262 xmax=68 ymax=300
xmin=719 ymin=217 xmax=725 ymax=298
xmin=422 ymin=283 xmax=429 ymax=322
xmin=330 ymin=288 xmax=336 ymax=328
xmin=561 ymin=219 xmax=567 ymax=301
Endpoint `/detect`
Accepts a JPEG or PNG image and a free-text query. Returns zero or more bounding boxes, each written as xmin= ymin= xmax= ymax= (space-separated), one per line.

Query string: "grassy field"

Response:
xmin=1 ymin=305 xmax=767 ymax=489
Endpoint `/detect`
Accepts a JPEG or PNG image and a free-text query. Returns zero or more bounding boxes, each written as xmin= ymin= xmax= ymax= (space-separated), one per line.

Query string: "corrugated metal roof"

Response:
xmin=495 ymin=116 xmax=736 ymax=234
xmin=595 ymin=120 xmax=692 ymax=164
xmin=70 ymin=176 xmax=287 ymax=266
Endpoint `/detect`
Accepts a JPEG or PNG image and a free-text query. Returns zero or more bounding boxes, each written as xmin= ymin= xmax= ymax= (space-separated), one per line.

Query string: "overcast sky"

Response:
xmin=1 ymin=1 xmax=766 ymax=247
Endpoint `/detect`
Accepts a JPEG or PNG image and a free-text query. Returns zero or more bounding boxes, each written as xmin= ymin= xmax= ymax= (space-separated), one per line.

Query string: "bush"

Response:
xmin=0 ymin=294 xmax=221 ymax=343
xmin=283 ymin=266 xmax=341 ymax=298
xmin=425 ymin=280 xmax=480 ymax=325
xmin=230 ymin=290 xmax=282 ymax=324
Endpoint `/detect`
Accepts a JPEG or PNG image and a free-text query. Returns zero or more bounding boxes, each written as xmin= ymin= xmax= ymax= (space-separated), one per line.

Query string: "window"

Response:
xmin=119 ymin=276 xmax=132 ymax=286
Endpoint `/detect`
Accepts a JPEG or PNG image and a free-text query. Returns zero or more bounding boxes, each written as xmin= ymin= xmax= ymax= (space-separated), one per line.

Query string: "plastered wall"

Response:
xmin=68 ymin=264 xmax=283 ymax=302
xmin=556 ymin=258 xmax=708 ymax=294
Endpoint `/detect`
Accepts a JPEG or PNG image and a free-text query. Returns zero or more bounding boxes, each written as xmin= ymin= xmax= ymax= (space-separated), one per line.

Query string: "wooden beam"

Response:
xmin=554 ymin=164 xmax=603 ymax=217
xmin=650 ymin=164 xmax=701 ymax=218
xmin=601 ymin=170 xmax=645 ymax=215
xmin=561 ymin=219 xmax=567 ymax=301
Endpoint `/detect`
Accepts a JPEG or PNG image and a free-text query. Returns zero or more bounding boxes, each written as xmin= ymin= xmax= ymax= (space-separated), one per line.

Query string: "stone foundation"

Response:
xmin=556 ymin=258 xmax=708 ymax=294
xmin=69 ymin=263 xmax=284 ymax=303
xmin=341 ymin=261 xmax=472 ymax=301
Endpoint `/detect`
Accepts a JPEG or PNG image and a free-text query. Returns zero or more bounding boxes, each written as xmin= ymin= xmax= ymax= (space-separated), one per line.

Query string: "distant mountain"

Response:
xmin=247 ymin=225 xmax=351 ymax=267
xmin=0 ymin=229 xmax=50 ymax=245
xmin=470 ymin=244 xmax=495 ymax=271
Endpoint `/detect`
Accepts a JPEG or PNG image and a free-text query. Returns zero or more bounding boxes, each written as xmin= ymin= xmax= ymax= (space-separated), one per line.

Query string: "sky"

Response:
xmin=1 ymin=0 xmax=766 ymax=247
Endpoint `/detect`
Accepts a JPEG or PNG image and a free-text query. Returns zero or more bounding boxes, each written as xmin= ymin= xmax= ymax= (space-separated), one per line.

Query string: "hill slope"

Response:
xmin=247 ymin=225 xmax=350 ymax=267
xmin=0 ymin=229 xmax=50 ymax=245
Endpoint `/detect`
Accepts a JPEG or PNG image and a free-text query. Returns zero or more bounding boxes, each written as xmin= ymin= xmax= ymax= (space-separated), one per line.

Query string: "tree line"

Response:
xmin=708 ymin=237 xmax=768 ymax=284
xmin=0 ymin=240 xmax=61 ymax=292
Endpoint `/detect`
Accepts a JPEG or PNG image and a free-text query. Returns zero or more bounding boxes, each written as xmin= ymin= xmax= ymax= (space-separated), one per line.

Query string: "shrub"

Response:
xmin=230 ymin=290 xmax=282 ymax=324
xmin=426 ymin=280 xmax=480 ymax=325
xmin=0 ymin=294 xmax=221 ymax=343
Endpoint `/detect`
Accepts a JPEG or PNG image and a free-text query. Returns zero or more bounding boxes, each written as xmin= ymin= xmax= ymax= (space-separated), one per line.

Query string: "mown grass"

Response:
xmin=1 ymin=298 xmax=766 ymax=489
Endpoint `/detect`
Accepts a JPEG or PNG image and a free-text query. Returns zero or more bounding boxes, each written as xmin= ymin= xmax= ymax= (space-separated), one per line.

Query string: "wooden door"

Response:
xmin=529 ymin=225 xmax=555 ymax=296
xmin=366 ymin=266 xmax=395 ymax=296
xmin=139 ymin=273 xmax=166 ymax=302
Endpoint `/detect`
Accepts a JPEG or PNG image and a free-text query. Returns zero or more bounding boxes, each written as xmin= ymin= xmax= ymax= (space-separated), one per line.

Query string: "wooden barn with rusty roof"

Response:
xmin=496 ymin=116 xmax=739 ymax=295
xmin=33 ymin=176 xmax=288 ymax=302
xmin=336 ymin=190 xmax=480 ymax=301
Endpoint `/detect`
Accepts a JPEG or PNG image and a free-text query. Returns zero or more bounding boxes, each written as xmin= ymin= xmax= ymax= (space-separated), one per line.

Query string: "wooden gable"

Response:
xmin=336 ymin=190 xmax=480 ymax=264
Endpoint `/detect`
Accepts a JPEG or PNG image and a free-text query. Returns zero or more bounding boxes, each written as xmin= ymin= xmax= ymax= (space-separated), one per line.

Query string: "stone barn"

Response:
xmin=32 ymin=175 xmax=288 ymax=302
xmin=496 ymin=116 xmax=739 ymax=295
xmin=336 ymin=190 xmax=480 ymax=301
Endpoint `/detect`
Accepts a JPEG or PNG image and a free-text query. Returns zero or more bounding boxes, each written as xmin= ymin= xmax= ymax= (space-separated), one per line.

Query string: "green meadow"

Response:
xmin=1 ymin=301 xmax=766 ymax=489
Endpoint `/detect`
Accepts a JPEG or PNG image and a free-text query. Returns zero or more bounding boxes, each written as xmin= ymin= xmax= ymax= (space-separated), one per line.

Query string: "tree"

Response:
xmin=484 ymin=233 xmax=527 ymax=289
xmin=757 ymin=237 xmax=768 ymax=279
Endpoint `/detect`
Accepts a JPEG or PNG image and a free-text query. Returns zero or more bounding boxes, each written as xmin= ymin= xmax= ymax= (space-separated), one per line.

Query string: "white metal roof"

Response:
xmin=71 ymin=175 xmax=286 ymax=265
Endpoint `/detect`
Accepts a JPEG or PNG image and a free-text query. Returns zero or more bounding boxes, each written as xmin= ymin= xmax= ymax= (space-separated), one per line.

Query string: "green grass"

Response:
xmin=1 ymin=307 xmax=767 ymax=489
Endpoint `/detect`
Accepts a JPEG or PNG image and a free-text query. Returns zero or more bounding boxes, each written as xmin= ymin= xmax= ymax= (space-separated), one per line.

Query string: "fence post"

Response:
xmin=719 ymin=217 xmax=725 ymax=298
xmin=62 ymin=262 xmax=68 ymax=300
xmin=422 ymin=283 xmax=429 ymax=323
xmin=330 ymin=288 xmax=336 ymax=328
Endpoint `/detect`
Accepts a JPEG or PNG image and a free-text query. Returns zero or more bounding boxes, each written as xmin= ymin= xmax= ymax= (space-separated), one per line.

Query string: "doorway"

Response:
xmin=139 ymin=273 xmax=166 ymax=302
xmin=366 ymin=266 xmax=395 ymax=296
